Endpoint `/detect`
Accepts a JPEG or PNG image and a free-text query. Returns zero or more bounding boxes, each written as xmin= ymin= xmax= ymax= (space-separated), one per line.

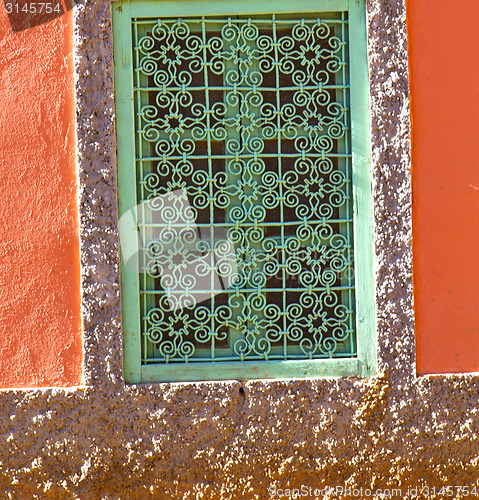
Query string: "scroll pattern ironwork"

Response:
xmin=132 ymin=13 xmax=356 ymax=363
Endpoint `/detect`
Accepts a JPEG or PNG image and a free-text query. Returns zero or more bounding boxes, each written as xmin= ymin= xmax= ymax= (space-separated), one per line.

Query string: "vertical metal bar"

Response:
xmin=272 ymin=15 xmax=287 ymax=360
xmin=201 ymin=17 xmax=216 ymax=361
xmin=335 ymin=12 xmax=354 ymax=357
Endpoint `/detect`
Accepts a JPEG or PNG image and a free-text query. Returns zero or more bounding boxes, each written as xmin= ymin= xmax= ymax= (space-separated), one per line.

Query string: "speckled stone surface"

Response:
xmin=0 ymin=1 xmax=478 ymax=498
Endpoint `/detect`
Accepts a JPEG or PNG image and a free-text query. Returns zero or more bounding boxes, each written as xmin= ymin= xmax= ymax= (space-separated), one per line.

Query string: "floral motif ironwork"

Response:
xmin=132 ymin=13 xmax=356 ymax=363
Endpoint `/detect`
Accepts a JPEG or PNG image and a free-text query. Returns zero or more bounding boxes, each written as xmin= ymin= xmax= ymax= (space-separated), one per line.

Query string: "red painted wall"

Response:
xmin=0 ymin=9 xmax=82 ymax=386
xmin=408 ymin=0 xmax=479 ymax=374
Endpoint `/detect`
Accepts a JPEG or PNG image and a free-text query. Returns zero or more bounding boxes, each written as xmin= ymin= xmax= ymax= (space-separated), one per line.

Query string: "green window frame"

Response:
xmin=113 ymin=0 xmax=375 ymax=383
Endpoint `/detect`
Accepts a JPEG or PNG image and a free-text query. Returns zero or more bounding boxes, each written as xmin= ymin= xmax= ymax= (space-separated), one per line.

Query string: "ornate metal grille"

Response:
xmin=132 ymin=13 xmax=356 ymax=365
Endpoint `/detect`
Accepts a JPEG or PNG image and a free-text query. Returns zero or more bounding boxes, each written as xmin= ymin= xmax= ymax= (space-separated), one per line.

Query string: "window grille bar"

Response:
xmin=132 ymin=18 xmax=349 ymax=25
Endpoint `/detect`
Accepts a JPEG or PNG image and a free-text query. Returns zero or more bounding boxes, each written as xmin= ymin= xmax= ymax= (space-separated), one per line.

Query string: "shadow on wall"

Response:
xmin=2 ymin=0 xmax=72 ymax=32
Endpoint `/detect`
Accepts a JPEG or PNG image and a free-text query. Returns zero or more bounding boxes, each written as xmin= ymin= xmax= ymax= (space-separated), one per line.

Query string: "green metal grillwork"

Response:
xmin=132 ymin=13 xmax=356 ymax=365
xmin=113 ymin=0 xmax=375 ymax=383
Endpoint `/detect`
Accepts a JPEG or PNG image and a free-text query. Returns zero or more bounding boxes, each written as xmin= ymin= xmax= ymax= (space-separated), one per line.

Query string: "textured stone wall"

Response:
xmin=0 ymin=1 xmax=478 ymax=498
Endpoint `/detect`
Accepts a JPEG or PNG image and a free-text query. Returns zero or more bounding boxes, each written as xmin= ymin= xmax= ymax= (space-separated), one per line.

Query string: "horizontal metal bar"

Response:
xmin=137 ymin=219 xmax=353 ymax=226
xmin=143 ymin=353 xmax=356 ymax=363
xmin=134 ymin=85 xmax=350 ymax=92
xmin=139 ymin=285 xmax=355 ymax=294
xmin=132 ymin=18 xmax=348 ymax=25
xmin=136 ymin=153 xmax=353 ymax=161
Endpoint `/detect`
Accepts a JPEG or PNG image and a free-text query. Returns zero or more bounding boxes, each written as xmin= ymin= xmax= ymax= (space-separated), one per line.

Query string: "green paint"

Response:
xmin=113 ymin=0 xmax=142 ymax=384
xmin=113 ymin=0 xmax=375 ymax=383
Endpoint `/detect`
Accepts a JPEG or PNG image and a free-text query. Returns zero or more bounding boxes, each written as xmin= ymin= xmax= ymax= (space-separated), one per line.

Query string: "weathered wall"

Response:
xmin=0 ymin=8 xmax=81 ymax=386
xmin=0 ymin=0 xmax=478 ymax=498
xmin=408 ymin=0 xmax=479 ymax=375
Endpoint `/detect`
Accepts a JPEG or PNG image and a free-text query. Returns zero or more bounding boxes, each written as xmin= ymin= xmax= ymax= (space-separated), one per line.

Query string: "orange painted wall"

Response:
xmin=0 ymin=9 xmax=81 ymax=386
xmin=1 ymin=0 xmax=477 ymax=385
xmin=408 ymin=0 xmax=479 ymax=374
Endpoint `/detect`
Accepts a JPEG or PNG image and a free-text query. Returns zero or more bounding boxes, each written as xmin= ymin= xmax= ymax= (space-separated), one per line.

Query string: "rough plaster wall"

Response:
xmin=0 ymin=0 xmax=478 ymax=498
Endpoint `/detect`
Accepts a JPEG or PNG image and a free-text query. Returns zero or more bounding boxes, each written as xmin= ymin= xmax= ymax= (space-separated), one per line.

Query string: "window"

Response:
xmin=113 ymin=0 xmax=375 ymax=383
